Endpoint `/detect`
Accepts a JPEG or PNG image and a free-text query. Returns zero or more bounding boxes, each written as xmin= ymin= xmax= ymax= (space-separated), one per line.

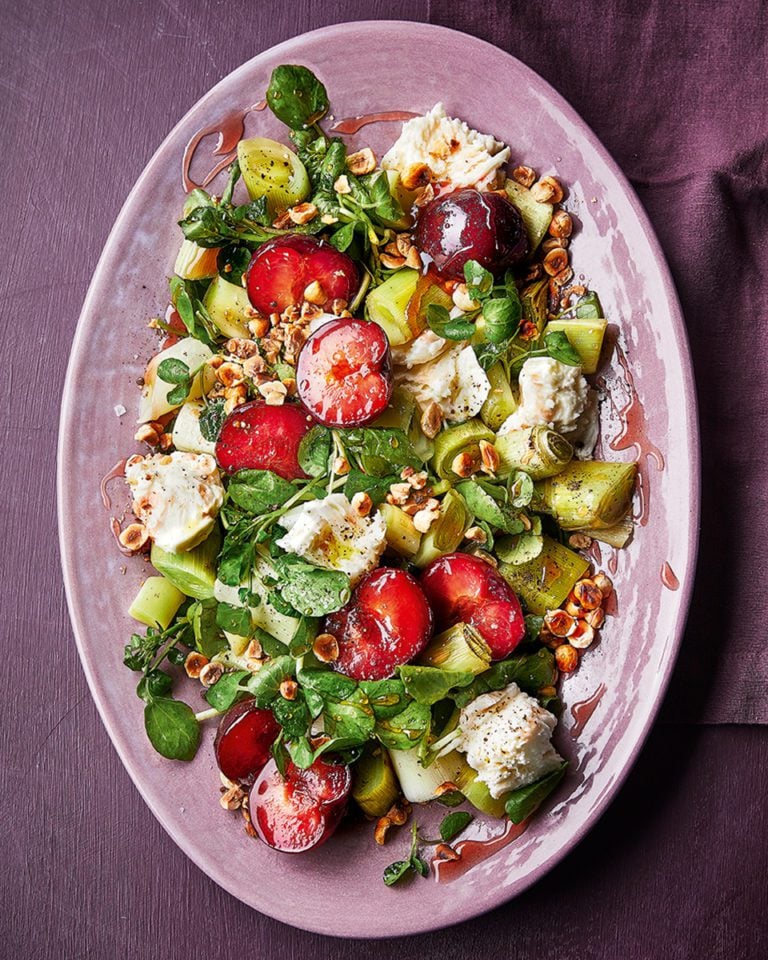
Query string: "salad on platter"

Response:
xmin=113 ymin=64 xmax=636 ymax=883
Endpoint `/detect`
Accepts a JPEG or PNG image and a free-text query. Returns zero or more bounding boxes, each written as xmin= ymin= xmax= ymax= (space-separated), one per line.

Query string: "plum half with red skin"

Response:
xmin=415 ymin=188 xmax=529 ymax=280
xmin=245 ymin=234 xmax=359 ymax=316
xmin=420 ymin=552 xmax=525 ymax=659
xmin=215 ymin=400 xmax=312 ymax=480
xmin=296 ymin=317 xmax=393 ymax=428
xmin=250 ymin=757 xmax=352 ymax=853
xmin=214 ymin=699 xmax=282 ymax=785
xmin=325 ymin=568 xmax=433 ymax=680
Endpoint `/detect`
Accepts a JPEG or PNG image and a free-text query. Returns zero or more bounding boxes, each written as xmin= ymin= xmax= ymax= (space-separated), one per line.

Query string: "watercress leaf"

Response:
xmin=217 ymin=521 xmax=256 ymax=586
xmin=199 ymin=398 xmax=226 ymax=442
xmin=189 ymin=598 xmax=226 ymax=658
xmin=136 ymin=668 xmax=173 ymax=703
xmin=274 ymin=556 xmax=351 ymax=617
xmin=524 ymin=614 xmax=545 ymax=643
xmin=398 ymin=665 xmax=475 ymax=705
xmin=219 ymin=159 xmax=241 ymax=207
xmin=435 ymin=790 xmax=466 ymax=808
xmin=343 ymin=428 xmax=421 ymax=476
xmin=204 ymin=670 xmax=249 ymax=711
xmin=298 ymin=667 xmax=358 ymax=702
xmin=426 ymin=302 xmax=475 ymax=341
xmin=157 ymin=358 xmax=191 ymax=384
xmin=508 ymin=470 xmax=534 ymax=508
xmin=144 ymin=698 xmax=200 ymax=761
xmin=227 ymin=469 xmax=297 ymax=515
xmin=266 ymin=64 xmax=329 ymax=130
xmin=457 ymin=649 xmax=557 ymax=706
xmin=303 ymin=686 xmax=325 ymax=719
xmin=253 ymin=626 xmax=289 ymax=659
xmin=272 ymin=690 xmax=311 ymax=740
xmin=456 ymin=480 xmax=524 ymax=535
xmin=545 ymin=330 xmax=582 ymax=366
xmin=439 ymin=810 xmax=474 ymax=842
xmin=343 ymin=469 xmax=397 ymax=506
xmin=410 ymin=856 xmax=430 ymax=878
xmin=217 ymin=245 xmax=252 ymax=286
xmin=327 ymin=220 xmax=355 ymax=252
xmin=289 ymin=616 xmax=318 ymax=657
xmin=495 ymin=531 xmax=544 ymax=565
xmin=505 ymin=761 xmax=568 ymax=824
xmin=287 ymin=735 xmax=315 ymax=769
xmin=383 ymin=859 xmax=412 ymax=886
xmin=271 ymin=731 xmax=288 ymax=778
xmin=232 ymin=195 xmax=270 ymax=227
xmin=358 ymin=170 xmax=406 ymax=226
xmin=426 ymin=303 xmax=451 ymax=327
xmin=245 ymin=655 xmax=295 ymax=707
xmin=483 ymin=297 xmax=521 ymax=344
xmin=359 ymin=679 xmax=409 ymax=719
xmin=215 ymin=602 xmax=252 ymax=637
xmin=165 ymin=383 xmax=189 ymax=406
xmin=298 ymin=426 xmax=333 ymax=478
xmin=374 ymin=700 xmax=431 ymax=751
xmin=574 ymin=291 xmax=603 ymax=320
xmin=473 ymin=339 xmax=508 ymax=370
xmin=322 ymin=688 xmax=375 ymax=744
xmin=464 ymin=260 xmax=494 ymax=299
xmin=267 ymin=588 xmax=300 ymax=617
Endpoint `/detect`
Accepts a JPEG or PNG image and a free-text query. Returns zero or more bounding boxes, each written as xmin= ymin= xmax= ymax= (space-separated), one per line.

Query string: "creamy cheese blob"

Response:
xmin=275 ymin=493 xmax=387 ymax=586
xmin=456 ymin=682 xmax=563 ymax=798
xmin=500 ymin=357 xmax=591 ymax=438
xmin=382 ymin=103 xmax=511 ymax=190
xmin=390 ymin=329 xmax=453 ymax=369
xmin=125 ymin=451 xmax=224 ymax=553
xmin=395 ymin=343 xmax=490 ymax=422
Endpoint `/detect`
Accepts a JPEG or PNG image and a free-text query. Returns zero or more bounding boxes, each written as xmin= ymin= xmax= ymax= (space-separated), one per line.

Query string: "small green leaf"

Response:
xmin=329 ymin=221 xmax=356 ymax=252
xmin=545 ymin=330 xmax=582 ymax=366
xmin=383 ymin=859 xmax=412 ymax=886
xmin=463 ymin=260 xmax=494 ymax=299
xmin=274 ymin=556 xmax=351 ymax=617
xmin=215 ymin=602 xmax=252 ymax=637
xmin=266 ymin=64 xmax=329 ymax=130
xmin=505 ymin=762 xmax=568 ymax=823
xmin=166 ymin=382 xmax=191 ymax=406
xmin=144 ymin=698 xmax=200 ymax=761
xmin=426 ymin=303 xmax=475 ymax=341
xmin=297 ymin=426 xmax=333 ymax=478
xmin=508 ymin=470 xmax=534 ymax=508
xmin=435 ymin=790 xmax=466 ymax=808
xmin=344 ymin=469 xmax=397 ymax=506
xmin=204 ymin=670 xmax=249 ymax=711
xmin=439 ymin=810 xmax=474 ymax=842
xmin=398 ymin=665 xmax=475 ymax=705
xmin=495 ymin=531 xmax=544 ymax=565
xmin=136 ymin=668 xmax=172 ymax=703
xmin=199 ymin=399 xmax=226 ymax=442
xmin=227 ymin=469 xmax=297 ymax=515
xmin=482 ymin=297 xmax=521 ymax=344
xmin=410 ymin=855 xmax=430 ymax=878
xmin=245 ymin=655 xmax=295 ymax=707
xmin=374 ymin=700 xmax=431 ymax=751
xmin=157 ymin=358 xmax=191 ymax=384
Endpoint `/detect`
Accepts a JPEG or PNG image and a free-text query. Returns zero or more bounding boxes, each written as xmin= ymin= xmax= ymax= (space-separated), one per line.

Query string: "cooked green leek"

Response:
xmin=352 ymin=749 xmax=400 ymax=817
xmin=520 ymin=277 xmax=550 ymax=332
xmin=412 ymin=489 xmax=470 ymax=567
xmin=128 ymin=576 xmax=186 ymax=629
xmin=406 ymin=274 xmax=454 ymax=338
xmin=388 ymin=748 xmax=468 ymax=803
xmin=431 ymin=419 xmax=495 ymax=479
xmin=365 ymin=269 xmax=419 ymax=345
xmin=202 ymin=274 xmax=252 ymax=339
xmin=480 ymin=362 xmax=518 ymax=430
xmin=150 ymin=527 xmax=222 ymax=600
xmin=535 ymin=460 xmax=637 ymax=530
xmin=544 ymin=318 xmax=608 ymax=374
xmin=579 ymin=515 xmax=634 ymax=548
xmin=370 ymin=386 xmax=415 ymax=432
xmin=504 ymin=179 xmax=553 ymax=251
xmin=379 ymin=503 xmax=422 ymax=557
xmin=453 ymin=765 xmax=508 ymax=818
xmin=495 ymin=425 xmax=573 ymax=480
xmin=418 ymin=623 xmax=491 ymax=674
xmin=500 ymin=536 xmax=590 ymax=615
xmin=173 ymin=239 xmax=219 ymax=281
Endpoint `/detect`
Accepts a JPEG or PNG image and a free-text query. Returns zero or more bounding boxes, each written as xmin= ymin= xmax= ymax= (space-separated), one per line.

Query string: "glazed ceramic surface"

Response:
xmin=58 ymin=22 xmax=699 ymax=937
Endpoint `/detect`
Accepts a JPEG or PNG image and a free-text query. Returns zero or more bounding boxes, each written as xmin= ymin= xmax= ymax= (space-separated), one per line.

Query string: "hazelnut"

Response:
xmin=574 ymin=578 xmax=603 ymax=611
xmin=288 ymin=202 xmax=318 ymax=225
xmin=386 ymin=799 xmax=411 ymax=827
xmin=279 ymin=679 xmax=298 ymax=701
xmin=554 ymin=643 xmax=579 ymax=673
xmin=435 ymin=843 xmax=461 ymax=862
xmin=479 ymin=439 xmax=500 ymax=474
xmin=549 ymin=209 xmax=573 ymax=239
xmin=247 ymin=316 xmax=270 ymax=339
xmin=351 ymin=491 xmax=373 ymax=517
xmin=380 ymin=251 xmax=406 ymax=270
xmin=394 ymin=233 xmax=414 ymax=257
xmin=413 ymin=507 xmax=439 ymax=533
xmin=346 ymin=147 xmax=377 ymax=175
xmin=531 ymin=176 xmax=564 ymax=204
xmin=333 ymin=174 xmax=351 ymax=194
xmin=220 ymin=785 xmax=246 ymax=811
xmin=569 ymin=621 xmax=595 ymax=650
xmin=451 ymin=452 xmax=477 ymax=478
xmin=543 ymin=247 xmax=570 ymax=277
xmin=184 ymin=651 xmax=209 ymax=679
xmin=464 ymin=526 xmax=488 ymax=544
xmin=420 ymin=401 xmax=443 ymax=440
xmin=216 ymin=361 xmax=245 ymax=388
xmin=568 ymin=532 xmax=593 ymax=550
xmin=134 ymin=422 xmax=161 ymax=445
xmin=512 ymin=165 xmax=536 ymax=188
xmin=374 ymin=817 xmax=392 ymax=845
xmin=585 ymin=606 xmax=606 ymax=629
xmin=593 ymin=572 xmax=613 ymax=598
xmin=118 ymin=523 xmax=149 ymax=552
xmin=544 ymin=609 xmax=577 ymax=638
xmin=332 ymin=455 xmax=350 ymax=475
xmin=199 ymin=662 xmax=223 ymax=687
xmin=303 ymin=280 xmax=326 ymax=305
xmin=312 ymin=633 xmax=340 ymax=663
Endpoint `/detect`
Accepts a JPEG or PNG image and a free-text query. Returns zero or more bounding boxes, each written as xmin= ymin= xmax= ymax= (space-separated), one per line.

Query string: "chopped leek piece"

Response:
xmin=412 ymin=489 xmax=470 ymax=567
xmin=388 ymin=748 xmax=468 ymax=804
xmin=352 ymin=749 xmax=399 ymax=817
xmin=578 ymin=515 xmax=634 ymax=548
xmin=365 ymin=269 xmax=419 ymax=345
xmin=431 ymin=419 xmax=495 ymax=479
xmin=173 ymin=239 xmax=219 ymax=280
xmin=379 ymin=503 xmax=422 ymax=557
xmin=535 ymin=460 xmax=637 ymax=530
xmin=454 ymin=765 xmax=508 ymax=818
xmin=128 ymin=576 xmax=186 ymax=629
xmin=504 ymin=179 xmax=553 ymax=251
xmin=544 ymin=317 xmax=608 ymax=374
xmin=418 ymin=623 xmax=491 ymax=674
xmin=520 ymin=277 xmax=550 ymax=332
xmin=150 ymin=527 xmax=222 ymax=600
xmin=369 ymin=386 xmax=415 ymax=432
xmin=499 ymin=536 xmax=590 ymax=615
xmin=237 ymin=137 xmax=310 ymax=216
xmin=495 ymin=425 xmax=573 ymax=480
xmin=480 ymin=362 xmax=518 ymax=430
xmin=202 ymin=274 xmax=253 ymax=339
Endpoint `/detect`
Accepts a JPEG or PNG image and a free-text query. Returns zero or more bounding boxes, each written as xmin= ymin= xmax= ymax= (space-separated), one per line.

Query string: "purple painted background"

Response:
xmin=2 ymin=0 xmax=767 ymax=957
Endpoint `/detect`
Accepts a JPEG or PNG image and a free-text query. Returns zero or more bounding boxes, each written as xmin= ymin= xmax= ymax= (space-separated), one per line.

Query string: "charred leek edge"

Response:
xmin=418 ymin=623 xmax=492 ymax=674
xmin=411 ymin=489 xmax=470 ymax=568
xmin=578 ymin=515 xmax=634 ymax=548
xmin=544 ymin=318 xmax=608 ymax=375
xmin=499 ymin=535 xmax=590 ymax=616
xmin=174 ymin=239 xmax=220 ymax=281
xmin=365 ymin=268 xmax=419 ymax=345
xmin=150 ymin=527 xmax=222 ymax=600
xmin=379 ymin=503 xmax=422 ymax=557
xmin=535 ymin=460 xmax=637 ymax=530
xmin=352 ymin=749 xmax=400 ymax=817
xmin=128 ymin=576 xmax=186 ymax=630
xmin=520 ymin=277 xmax=550 ymax=333
xmin=480 ymin=362 xmax=519 ymax=431
xmin=431 ymin=419 xmax=495 ymax=479
xmin=201 ymin=274 xmax=252 ymax=339
xmin=406 ymin=273 xmax=454 ymax=339
xmin=495 ymin=425 xmax=574 ymax=481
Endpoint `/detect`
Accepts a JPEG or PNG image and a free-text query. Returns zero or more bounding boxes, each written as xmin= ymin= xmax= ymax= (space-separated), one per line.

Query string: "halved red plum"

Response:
xmin=214 ymin=699 xmax=281 ymax=784
xmin=296 ymin=317 xmax=392 ymax=428
xmin=245 ymin=234 xmax=359 ymax=316
xmin=250 ymin=757 xmax=352 ymax=853
xmin=325 ymin=568 xmax=433 ymax=680
xmin=420 ymin=552 xmax=525 ymax=659
xmin=215 ymin=400 xmax=313 ymax=480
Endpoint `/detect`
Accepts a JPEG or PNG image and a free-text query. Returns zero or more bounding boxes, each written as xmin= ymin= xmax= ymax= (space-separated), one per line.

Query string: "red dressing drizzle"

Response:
xmin=181 ymin=103 xmax=263 ymax=193
xmin=570 ymin=683 xmax=606 ymax=739
xmin=100 ymin=459 xmax=127 ymax=510
xmin=433 ymin=819 xmax=530 ymax=882
xmin=330 ymin=110 xmax=419 ymax=134
xmin=661 ymin=561 xmax=680 ymax=590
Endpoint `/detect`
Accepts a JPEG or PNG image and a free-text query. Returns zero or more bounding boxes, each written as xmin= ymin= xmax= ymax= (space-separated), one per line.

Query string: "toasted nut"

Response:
xmin=288 ymin=202 xmax=318 ymax=225
xmin=467 ymin=548 xmax=498 ymax=567
xmin=420 ymin=401 xmax=443 ymax=439
xmin=451 ymin=452 xmax=477 ymax=478
xmin=464 ymin=526 xmax=488 ymax=544
xmin=220 ymin=785 xmax=246 ymax=811
xmin=569 ymin=621 xmax=595 ymax=650
xmin=541 ymin=236 xmax=569 ymax=252
xmin=388 ymin=482 xmax=412 ymax=505
xmin=380 ymin=251 xmax=406 ymax=270
xmin=399 ymin=502 xmax=420 ymax=516
xmin=404 ymin=246 xmax=422 ymax=269
xmin=436 ymin=781 xmax=460 ymax=796
xmin=247 ymin=316 xmax=270 ymax=338
xmin=479 ymin=439 xmax=500 ymax=474
xmin=332 ymin=455 xmax=350 ymax=475
xmin=184 ymin=651 xmax=209 ymax=679
xmin=401 ymin=162 xmax=431 ymax=190
xmin=593 ymin=572 xmax=613 ymax=598
xmin=452 ymin=283 xmax=480 ymax=312
xmin=245 ymin=637 xmax=263 ymax=661
xmin=303 ymin=280 xmax=326 ymax=305
xmin=345 ymin=146 xmax=377 ymax=175
xmin=585 ymin=606 xmax=606 ymax=629
xmin=118 ymin=523 xmax=149 ymax=552
xmin=544 ymin=609 xmax=577 ymax=638
xmin=330 ymin=298 xmax=348 ymax=315
xmin=531 ymin=175 xmax=564 ymax=203
xmin=279 ymin=679 xmax=298 ymax=701
xmin=413 ymin=507 xmax=439 ymax=533
xmin=199 ymin=662 xmax=224 ymax=687
xmin=554 ymin=643 xmax=579 ymax=672
xmin=568 ymin=533 xmax=593 ymax=550
xmin=435 ymin=843 xmax=461 ymax=862
xmin=512 ymin=165 xmax=536 ymax=188
xmin=549 ymin=209 xmax=573 ymax=239
xmin=320 ymin=213 xmax=338 ymax=225
xmin=220 ymin=770 xmax=238 ymax=790
xmin=134 ymin=422 xmax=161 ymax=445
xmin=574 ymin=579 xmax=603 ymax=611
xmin=386 ymin=799 xmax=411 ymax=827
xmin=157 ymin=432 xmax=174 ymax=451
xmin=407 ymin=470 xmax=428 ymax=490
xmin=300 ymin=300 xmax=324 ymax=321
xmin=351 ymin=491 xmax=373 ymax=516
xmin=564 ymin=599 xmax=584 ymax=619
xmin=216 ymin=361 xmax=245 ymax=387
xmin=543 ymin=247 xmax=570 ymax=277
xmin=312 ymin=632 xmax=340 ymax=663
xmin=395 ymin=233 xmax=414 ymax=257
xmin=225 ymin=338 xmax=258 ymax=359
xmin=333 ymin=174 xmax=351 ymax=194
xmin=272 ymin=210 xmax=294 ymax=229
xmin=258 ymin=381 xmax=288 ymax=406
xmin=374 ymin=817 xmax=392 ymax=845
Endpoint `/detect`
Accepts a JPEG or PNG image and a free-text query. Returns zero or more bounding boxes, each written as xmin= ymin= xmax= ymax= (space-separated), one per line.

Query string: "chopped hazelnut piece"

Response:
xmin=531 ymin=176 xmax=564 ymax=204
xmin=548 ymin=209 xmax=573 ymax=238
xmin=118 ymin=523 xmax=149 ymax=552
xmin=543 ymin=247 xmax=570 ymax=277
xmin=313 ymin=633 xmax=340 ymax=663
xmin=512 ymin=165 xmax=536 ymax=188
xmin=279 ymin=679 xmax=298 ymax=701
xmin=554 ymin=643 xmax=579 ymax=673
xmin=346 ymin=147 xmax=377 ymax=175
xmin=199 ymin=662 xmax=224 ymax=687
xmin=184 ymin=651 xmax=209 ymax=679
xmin=351 ymin=491 xmax=373 ymax=517
xmin=288 ymin=202 xmax=318 ymax=225
xmin=420 ymin=401 xmax=443 ymax=439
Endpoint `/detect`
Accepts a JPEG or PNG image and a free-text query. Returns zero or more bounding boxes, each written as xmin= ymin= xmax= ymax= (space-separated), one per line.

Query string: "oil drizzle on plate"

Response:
xmin=182 ymin=103 xmax=263 ymax=192
xmin=433 ymin=819 xmax=529 ymax=882
xmin=100 ymin=459 xmax=127 ymax=510
xmin=331 ymin=110 xmax=419 ymax=134
xmin=661 ymin=561 xmax=679 ymax=590
xmin=570 ymin=683 xmax=606 ymax=739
